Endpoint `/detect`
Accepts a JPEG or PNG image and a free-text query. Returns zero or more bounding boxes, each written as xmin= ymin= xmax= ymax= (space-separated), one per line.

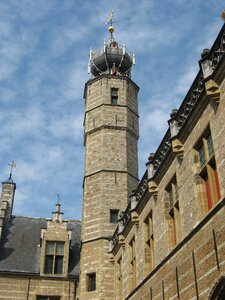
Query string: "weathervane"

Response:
xmin=107 ymin=10 xmax=115 ymax=42
xmin=109 ymin=10 xmax=113 ymax=26
xmin=57 ymin=193 xmax=61 ymax=205
xmin=8 ymin=160 xmax=16 ymax=183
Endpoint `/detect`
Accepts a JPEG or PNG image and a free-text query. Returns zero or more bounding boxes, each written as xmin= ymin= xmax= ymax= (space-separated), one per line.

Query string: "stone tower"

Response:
xmin=79 ymin=12 xmax=139 ymax=300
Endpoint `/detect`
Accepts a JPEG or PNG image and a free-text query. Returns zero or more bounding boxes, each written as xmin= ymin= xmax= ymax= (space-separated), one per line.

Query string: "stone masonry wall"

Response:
xmin=112 ymin=55 xmax=225 ymax=300
xmin=0 ymin=275 xmax=76 ymax=300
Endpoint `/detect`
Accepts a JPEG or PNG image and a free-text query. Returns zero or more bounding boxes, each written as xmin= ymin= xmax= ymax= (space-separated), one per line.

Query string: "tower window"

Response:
xmin=111 ymin=88 xmax=118 ymax=105
xmin=87 ymin=272 xmax=96 ymax=291
xmin=44 ymin=241 xmax=64 ymax=274
xmin=110 ymin=209 xmax=119 ymax=223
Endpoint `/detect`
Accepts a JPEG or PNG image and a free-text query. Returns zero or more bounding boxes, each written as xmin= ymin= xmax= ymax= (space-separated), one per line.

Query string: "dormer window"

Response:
xmin=40 ymin=203 xmax=71 ymax=277
xmin=44 ymin=241 xmax=65 ymax=274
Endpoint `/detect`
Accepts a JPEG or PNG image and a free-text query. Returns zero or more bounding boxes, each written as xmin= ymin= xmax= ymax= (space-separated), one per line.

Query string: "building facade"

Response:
xmin=0 ymin=180 xmax=81 ymax=300
xmin=108 ymin=23 xmax=225 ymax=300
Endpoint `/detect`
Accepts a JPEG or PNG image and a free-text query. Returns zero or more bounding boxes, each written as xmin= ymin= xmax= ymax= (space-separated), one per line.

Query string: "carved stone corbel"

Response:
xmin=109 ymin=253 xmax=115 ymax=263
xmin=168 ymin=109 xmax=184 ymax=158
xmin=147 ymin=179 xmax=158 ymax=197
xmin=205 ymin=79 xmax=221 ymax=102
xmin=171 ymin=137 xmax=184 ymax=158
xmin=131 ymin=210 xmax=139 ymax=227
xmin=118 ymin=233 xmax=125 ymax=247
xmin=199 ymin=48 xmax=221 ymax=103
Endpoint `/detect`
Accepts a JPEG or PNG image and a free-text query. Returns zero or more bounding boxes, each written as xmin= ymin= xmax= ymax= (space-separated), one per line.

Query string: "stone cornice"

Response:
xmin=83 ymin=74 xmax=140 ymax=100
xmin=84 ymin=103 xmax=139 ymax=118
xmin=84 ymin=125 xmax=139 ymax=147
xmin=83 ymin=169 xmax=139 ymax=181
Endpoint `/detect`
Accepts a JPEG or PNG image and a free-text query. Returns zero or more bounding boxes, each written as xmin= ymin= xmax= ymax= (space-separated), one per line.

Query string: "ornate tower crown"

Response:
xmin=88 ymin=10 xmax=135 ymax=78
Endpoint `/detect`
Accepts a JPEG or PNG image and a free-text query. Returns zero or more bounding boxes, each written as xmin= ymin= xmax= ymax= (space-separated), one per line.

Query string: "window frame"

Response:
xmin=117 ymin=257 xmax=122 ymax=299
xmin=165 ymin=175 xmax=180 ymax=246
xmin=87 ymin=272 xmax=96 ymax=292
xmin=144 ymin=211 xmax=154 ymax=273
xmin=196 ymin=129 xmax=220 ymax=210
xmin=44 ymin=241 xmax=65 ymax=275
xmin=110 ymin=209 xmax=119 ymax=223
xmin=129 ymin=237 xmax=136 ymax=289
xmin=166 ymin=177 xmax=179 ymax=215
xmin=111 ymin=88 xmax=119 ymax=105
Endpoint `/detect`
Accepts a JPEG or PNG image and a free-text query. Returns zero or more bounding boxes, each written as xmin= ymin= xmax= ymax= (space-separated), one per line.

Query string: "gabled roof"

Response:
xmin=0 ymin=216 xmax=81 ymax=277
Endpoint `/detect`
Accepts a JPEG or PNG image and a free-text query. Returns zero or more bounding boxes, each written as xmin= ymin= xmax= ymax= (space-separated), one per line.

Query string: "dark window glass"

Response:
xmin=111 ymin=88 xmax=118 ymax=105
xmin=110 ymin=210 xmax=119 ymax=223
xmin=55 ymin=256 xmax=63 ymax=274
xmin=45 ymin=255 xmax=53 ymax=274
xmin=46 ymin=241 xmax=54 ymax=254
xmin=44 ymin=241 xmax=64 ymax=275
xmin=87 ymin=273 xmax=96 ymax=291
xmin=207 ymin=134 xmax=214 ymax=157
xmin=56 ymin=242 xmax=64 ymax=255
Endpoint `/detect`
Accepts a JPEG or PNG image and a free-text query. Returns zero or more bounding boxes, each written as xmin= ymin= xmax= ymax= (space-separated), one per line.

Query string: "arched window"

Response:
xmin=209 ymin=277 xmax=225 ymax=300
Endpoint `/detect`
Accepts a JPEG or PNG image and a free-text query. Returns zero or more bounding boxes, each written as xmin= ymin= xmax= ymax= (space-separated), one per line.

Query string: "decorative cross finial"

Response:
xmin=8 ymin=160 xmax=16 ymax=183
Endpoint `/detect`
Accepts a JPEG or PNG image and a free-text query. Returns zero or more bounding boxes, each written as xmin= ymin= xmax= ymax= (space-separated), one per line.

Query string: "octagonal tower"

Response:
xmin=79 ymin=12 xmax=139 ymax=300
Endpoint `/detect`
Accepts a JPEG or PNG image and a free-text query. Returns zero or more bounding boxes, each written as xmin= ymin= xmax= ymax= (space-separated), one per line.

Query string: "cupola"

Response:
xmin=88 ymin=10 xmax=135 ymax=77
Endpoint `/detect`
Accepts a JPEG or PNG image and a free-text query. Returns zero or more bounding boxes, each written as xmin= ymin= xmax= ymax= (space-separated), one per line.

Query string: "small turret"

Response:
xmin=0 ymin=161 xmax=16 ymax=241
xmin=0 ymin=181 xmax=16 ymax=220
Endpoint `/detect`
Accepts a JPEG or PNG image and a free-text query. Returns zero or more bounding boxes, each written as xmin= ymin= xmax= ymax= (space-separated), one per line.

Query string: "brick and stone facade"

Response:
xmin=109 ymin=22 xmax=225 ymax=300
xmin=0 ymin=187 xmax=81 ymax=300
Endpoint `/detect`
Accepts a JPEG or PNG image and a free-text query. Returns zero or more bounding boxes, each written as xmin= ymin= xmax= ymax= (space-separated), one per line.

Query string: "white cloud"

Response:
xmin=48 ymin=113 xmax=83 ymax=140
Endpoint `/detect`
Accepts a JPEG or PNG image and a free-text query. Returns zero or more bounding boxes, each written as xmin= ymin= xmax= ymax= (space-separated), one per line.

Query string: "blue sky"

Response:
xmin=0 ymin=0 xmax=224 ymax=220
